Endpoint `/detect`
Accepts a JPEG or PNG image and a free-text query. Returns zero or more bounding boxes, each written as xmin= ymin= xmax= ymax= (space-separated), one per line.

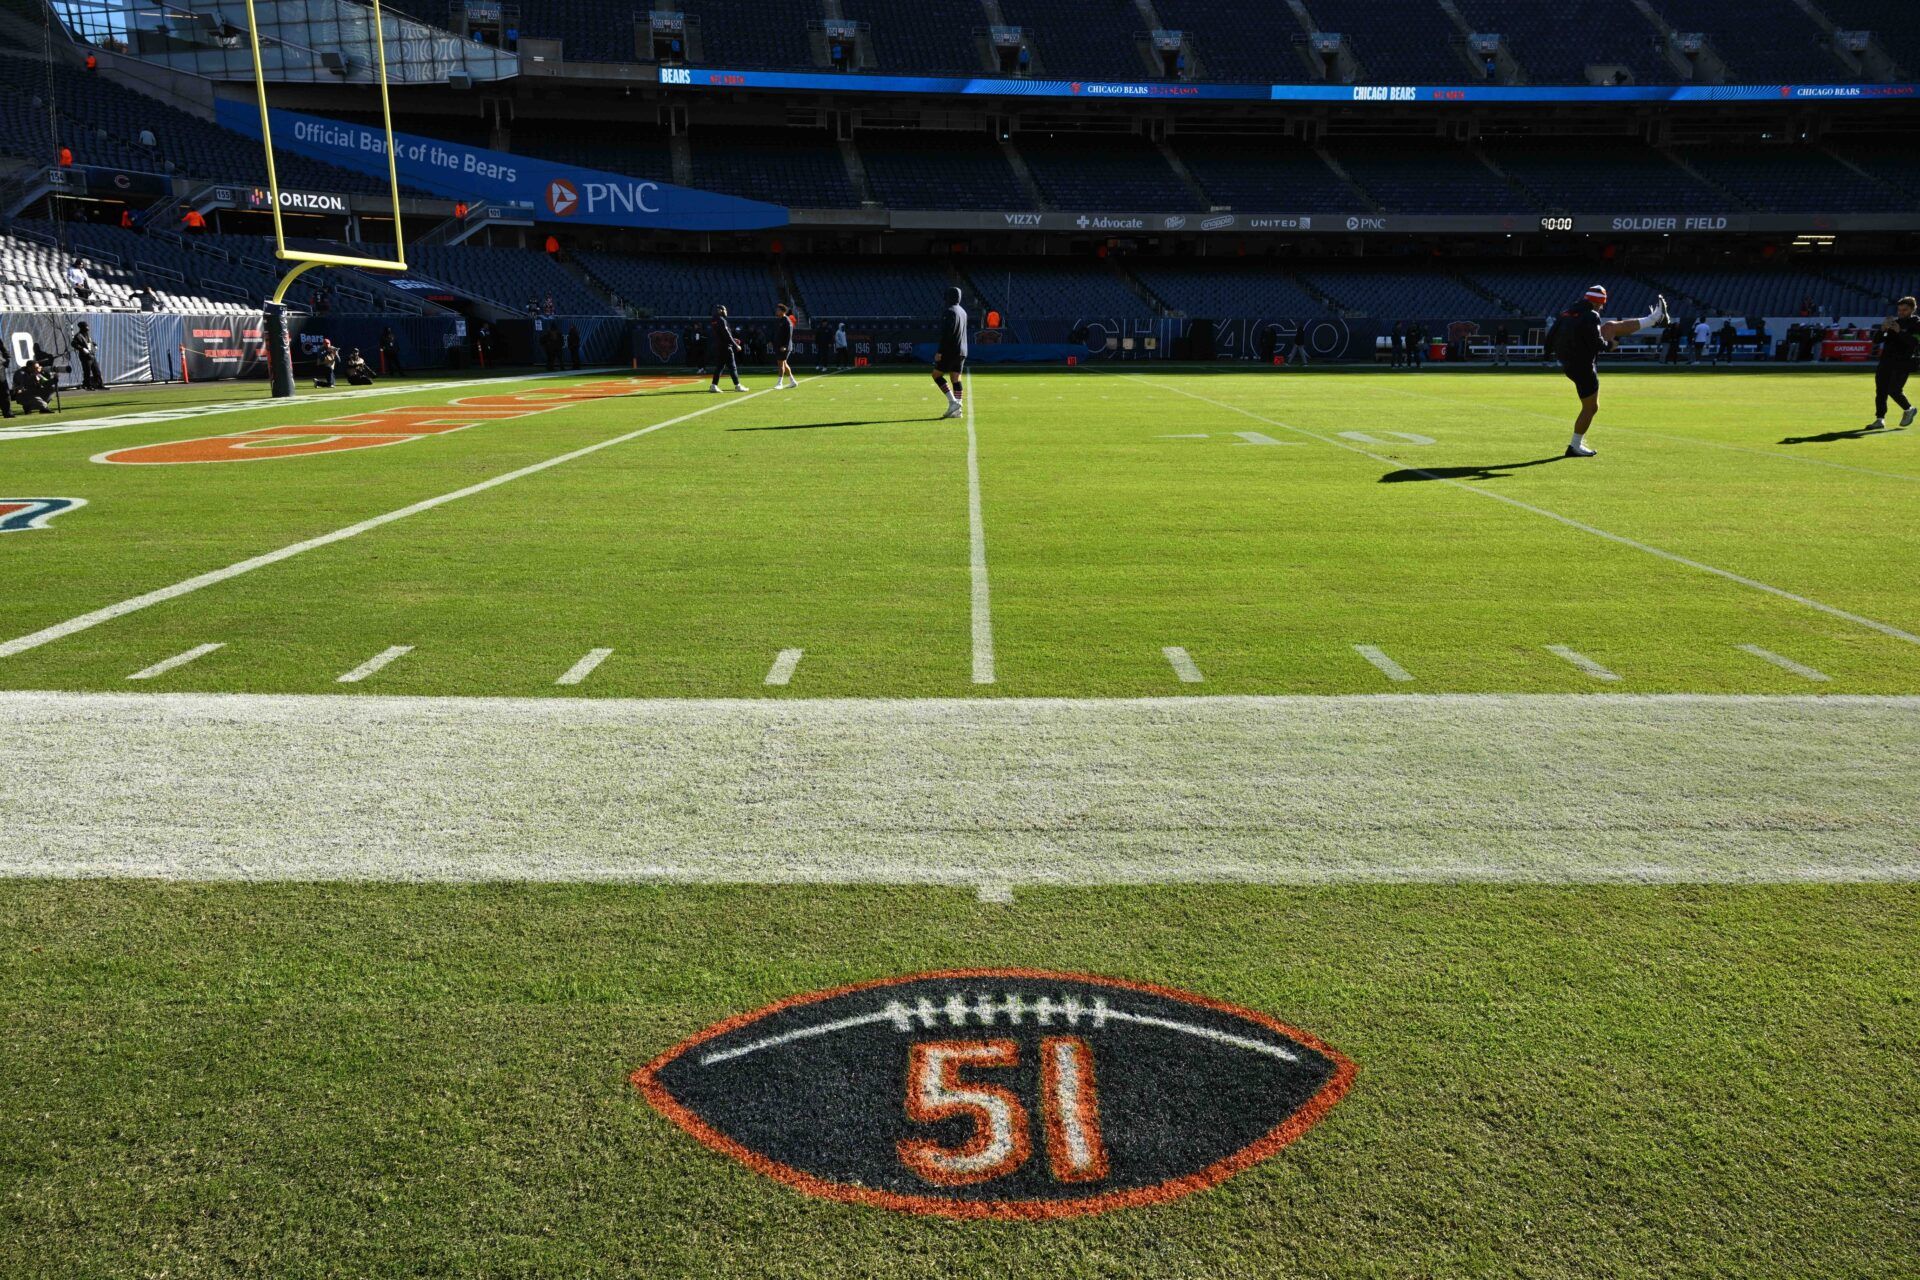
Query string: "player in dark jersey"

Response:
xmin=1866 ymin=295 xmax=1918 ymax=430
xmin=771 ymin=303 xmax=798 ymax=390
xmin=707 ymin=304 xmax=747 ymax=393
xmin=934 ymin=286 xmax=968 ymax=419
xmin=1545 ymin=285 xmax=1669 ymax=457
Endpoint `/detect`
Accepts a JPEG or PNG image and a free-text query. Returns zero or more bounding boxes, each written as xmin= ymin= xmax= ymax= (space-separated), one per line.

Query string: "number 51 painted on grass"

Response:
xmin=901 ymin=1037 xmax=1109 ymax=1186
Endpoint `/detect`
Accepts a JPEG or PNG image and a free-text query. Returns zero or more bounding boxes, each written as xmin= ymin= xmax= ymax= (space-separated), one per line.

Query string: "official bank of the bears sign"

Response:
xmin=633 ymin=969 xmax=1355 ymax=1219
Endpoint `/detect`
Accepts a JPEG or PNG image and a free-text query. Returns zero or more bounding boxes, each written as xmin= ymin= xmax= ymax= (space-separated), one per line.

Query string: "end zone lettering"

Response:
xmin=634 ymin=969 xmax=1355 ymax=1219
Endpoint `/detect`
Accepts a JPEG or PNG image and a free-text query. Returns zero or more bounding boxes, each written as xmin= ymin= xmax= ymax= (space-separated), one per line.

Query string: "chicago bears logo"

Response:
xmin=648 ymin=329 xmax=681 ymax=362
xmin=0 ymin=498 xmax=86 ymax=533
xmin=633 ymin=969 xmax=1354 ymax=1219
xmin=546 ymin=179 xmax=580 ymax=216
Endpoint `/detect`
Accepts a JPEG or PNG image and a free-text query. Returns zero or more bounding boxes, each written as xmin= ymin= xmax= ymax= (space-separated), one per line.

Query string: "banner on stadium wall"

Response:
xmin=890 ymin=210 xmax=1920 ymax=235
xmin=212 ymin=100 xmax=789 ymax=232
xmin=660 ymin=66 xmax=1919 ymax=106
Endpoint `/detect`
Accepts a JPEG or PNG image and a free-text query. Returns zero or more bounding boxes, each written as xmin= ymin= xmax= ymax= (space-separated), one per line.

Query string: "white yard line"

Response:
xmin=967 ymin=379 xmax=996 ymax=685
xmin=337 ymin=645 xmax=413 ymax=684
xmin=764 ymin=648 xmax=804 ymax=686
xmin=5 ymin=691 xmax=1917 ymax=885
xmin=1358 ymin=379 xmax=1920 ymax=484
xmin=1547 ymin=645 xmax=1622 ymax=682
xmin=0 ymin=378 xmax=811 ymax=661
xmin=556 ymin=648 xmax=614 ymax=686
xmin=0 ymin=367 xmax=633 ymax=442
xmin=1354 ymin=644 xmax=1414 ymax=683
xmin=1163 ymin=646 xmax=1205 ymax=683
xmin=1738 ymin=644 xmax=1831 ymax=682
xmin=126 ymin=642 xmax=223 ymax=681
xmin=1132 ymin=377 xmax=1920 ymax=649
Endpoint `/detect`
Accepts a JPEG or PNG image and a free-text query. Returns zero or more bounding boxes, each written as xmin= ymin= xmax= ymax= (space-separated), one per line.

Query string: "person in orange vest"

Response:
xmin=182 ymin=209 xmax=206 ymax=231
xmin=454 ymin=201 xmax=468 ymax=219
xmin=58 ymin=146 xmax=72 ymax=167
xmin=544 ymin=235 xmax=560 ymax=256
xmin=119 ymin=209 xmax=134 ymax=229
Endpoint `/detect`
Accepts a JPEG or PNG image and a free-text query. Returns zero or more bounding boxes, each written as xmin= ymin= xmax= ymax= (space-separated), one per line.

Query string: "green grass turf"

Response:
xmin=2 ymin=366 xmax=1917 ymax=696
xmin=1 ymin=882 xmax=1913 ymax=1278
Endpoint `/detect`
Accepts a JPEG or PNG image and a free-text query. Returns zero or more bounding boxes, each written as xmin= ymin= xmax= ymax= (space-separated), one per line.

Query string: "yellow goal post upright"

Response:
xmin=242 ymin=0 xmax=409 ymax=394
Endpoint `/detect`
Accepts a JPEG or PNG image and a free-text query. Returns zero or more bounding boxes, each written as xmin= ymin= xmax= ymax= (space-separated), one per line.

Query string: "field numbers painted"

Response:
xmin=1338 ymin=431 xmax=1436 ymax=446
xmin=898 ymin=1037 xmax=1107 ymax=1187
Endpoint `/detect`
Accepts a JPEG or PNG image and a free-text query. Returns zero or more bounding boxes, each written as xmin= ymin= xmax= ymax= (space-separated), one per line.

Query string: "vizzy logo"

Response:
xmin=1003 ymin=213 xmax=1043 ymax=226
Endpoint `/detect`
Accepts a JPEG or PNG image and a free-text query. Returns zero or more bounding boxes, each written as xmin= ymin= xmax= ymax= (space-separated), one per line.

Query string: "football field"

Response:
xmin=3 ymin=366 xmax=1916 ymax=1277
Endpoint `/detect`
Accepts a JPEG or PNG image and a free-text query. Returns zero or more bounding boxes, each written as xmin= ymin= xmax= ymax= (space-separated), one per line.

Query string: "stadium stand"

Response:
xmin=0 ymin=222 xmax=248 ymax=311
xmin=680 ymin=0 xmax=820 ymax=69
xmin=1016 ymin=133 xmax=1204 ymax=211
xmin=1645 ymin=0 xmax=1850 ymax=82
xmin=789 ymin=258 xmax=960 ymax=317
xmin=961 ymin=259 xmax=1157 ymax=318
xmin=839 ymin=0 xmax=984 ymax=73
xmin=407 ymin=244 xmax=617 ymax=314
xmin=1451 ymin=0 xmax=1670 ymax=85
xmin=513 ymin=130 xmax=678 ymax=185
xmin=1482 ymin=139 xmax=1726 ymax=212
xmin=1296 ymin=264 xmax=1500 ymax=319
xmin=1676 ymin=144 xmax=1910 ymax=213
xmin=1171 ymin=135 xmax=1368 ymax=212
xmin=1301 ymin=0 xmax=1469 ymax=83
xmin=575 ymin=252 xmax=782 ymax=316
xmin=1643 ymin=268 xmax=1884 ymax=318
xmin=1459 ymin=266 xmax=1663 ymax=320
xmin=1816 ymin=266 xmax=1920 ymax=312
xmin=856 ymin=130 xmax=1027 ymax=211
xmin=1148 ymin=0 xmax=1306 ymax=83
xmin=995 ymin=0 xmax=1151 ymax=80
xmin=1129 ymin=261 xmax=1331 ymax=318
xmin=687 ymin=127 xmax=858 ymax=208
xmin=492 ymin=0 xmax=631 ymax=62
xmin=1810 ymin=0 xmax=1920 ymax=77
xmin=1331 ymin=142 xmax=1532 ymax=214
xmin=1827 ymin=142 xmax=1920 ymax=200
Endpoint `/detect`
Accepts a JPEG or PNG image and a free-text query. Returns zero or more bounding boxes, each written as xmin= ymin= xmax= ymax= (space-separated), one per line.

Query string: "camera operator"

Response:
xmin=12 ymin=359 xmax=55 ymax=415
xmin=71 ymin=321 xmax=106 ymax=390
xmin=0 ymin=344 xmax=10 ymax=419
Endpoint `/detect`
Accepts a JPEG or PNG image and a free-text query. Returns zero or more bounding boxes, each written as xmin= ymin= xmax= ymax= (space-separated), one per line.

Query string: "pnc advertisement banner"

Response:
xmin=212 ymin=100 xmax=789 ymax=232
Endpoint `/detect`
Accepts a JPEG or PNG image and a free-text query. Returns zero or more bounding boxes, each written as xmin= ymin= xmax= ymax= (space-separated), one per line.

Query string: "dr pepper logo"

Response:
xmin=633 ymin=969 xmax=1355 ymax=1219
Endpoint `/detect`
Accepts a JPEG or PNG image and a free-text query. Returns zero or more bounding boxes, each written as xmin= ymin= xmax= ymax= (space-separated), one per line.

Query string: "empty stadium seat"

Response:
xmin=996 ymin=0 xmax=1153 ymax=80
xmin=1451 ymin=0 xmax=1670 ymax=85
xmin=1301 ymin=0 xmax=1469 ymax=82
xmin=838 ymin=0 xmax=984 ymax=73
xmin=857 ymin=131 xmax=1028 ymax=210
xmin=1645 ymin=0 xmax=1851 ymax=82
xmin=1330 ymin=141 xmax=1532 ymax=214
xmin=1016 ymin=133 xmax=1204 ymax=210
xmin=574 ymin=252 xmax=782 ymax=316
xmin=687 ymin=128 xmax=858 ymax=208
xmin=1172 ymin=135 xmax=1367 ymax=212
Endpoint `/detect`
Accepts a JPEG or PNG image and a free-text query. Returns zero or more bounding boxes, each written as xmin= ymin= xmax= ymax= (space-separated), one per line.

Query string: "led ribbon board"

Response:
xmin=242 ymin=0 xmax=407 ymax=275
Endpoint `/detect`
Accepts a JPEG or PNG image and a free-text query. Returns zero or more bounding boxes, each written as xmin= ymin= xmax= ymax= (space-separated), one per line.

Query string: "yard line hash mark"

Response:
xmin=126 ymin=643 xmax=224 ymax=681
xmin=338 ymin=646 xmax=414 ymax=684
xmin=765 ymin=648 xmax=804 ymax=686
xmin=1353 ymin=645 xmax=1413 ymax=682
xmin=1738 ymin=645 xmax=1831 ymax=682
xmin=1547 ymin=646 xmax=1622 ymax=682
xmin=0 ymin=379 xmax=817 ymax=661
xmin=967 ymin=379 xmax=996 ymax=685
xmin=556 ymin=648 xmax=614 ymax=686
xmin=1134 ymin=378 xmax=1920 ymax=650
xmin=1163 ymin=647 xmax=1205 ymax=683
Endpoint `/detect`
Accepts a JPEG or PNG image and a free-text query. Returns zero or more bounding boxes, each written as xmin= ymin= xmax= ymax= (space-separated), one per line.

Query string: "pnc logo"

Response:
xmin=633 ymin=969 xmax=1355 ymax=1219
xmin=546 ymin=179 xmax=580 ymax=216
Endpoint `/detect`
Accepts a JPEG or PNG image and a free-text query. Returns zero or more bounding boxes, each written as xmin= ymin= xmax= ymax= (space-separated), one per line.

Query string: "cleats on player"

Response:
xmin=1653 ymin=294 xmax=1671 ymax=327
xmin=1866 ymin=419 xmax=1886 ymax=430
xmin=942 ymin=401 xmax=963 ymax=419
xmin=1565 ymin=439 xmax=1597 ymax=458
xmin=1903 ymin=406 xmax=1918 ymax=427
xmin=708 ymin=384 xmax=721 ymax=393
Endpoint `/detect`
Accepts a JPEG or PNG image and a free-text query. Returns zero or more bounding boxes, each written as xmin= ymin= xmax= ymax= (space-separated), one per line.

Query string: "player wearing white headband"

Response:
xmin=1545 ymin=284 xmax=1670 ymax=457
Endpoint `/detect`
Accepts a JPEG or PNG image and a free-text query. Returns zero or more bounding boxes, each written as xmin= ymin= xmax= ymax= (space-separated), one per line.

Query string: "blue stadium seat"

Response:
xmin=576 ymin=252 xmax=782 ymax=315
xmin=1149 ymin=0 xmax=1307 ymax=84
xmin=996 ymin=0 xmax=1153 ymax=80
xmin=1016 ymin=133 xmax=1204 ymax=210
xmin=961 ymin=258 xmax=1156 ymax=318
xmin=1330 ymin=142 xmax=1531 ymax=214
xmin=681 ymin=0 xmax=822 ymax=69
xmin=857 ymin=131 xmax=1028 ymax=210
xmin=1171 ymin=135 xmax=1367 ymax=211
xmin=1484 ymin=139 xmax=1723 ymax=212
xmin=1678 ymin=145 xmax=1909 ymax=212
xmin=789 ymin=258 xmax=960 ymax=317
xmin=688 ymin=128 xmax=858 ymax=208
xmin=1451 ymin=0 xmax=1670 ymax=85
xmin=1131 ymin=261 xmax=1330 ymax=317
xmin=838 ymin=0 xmax=984 ymax=73
xmin=1645 ymin=0 xmax=1852 ymax=82
xmin=1301 ymin=0 xmax=1468 ymax=82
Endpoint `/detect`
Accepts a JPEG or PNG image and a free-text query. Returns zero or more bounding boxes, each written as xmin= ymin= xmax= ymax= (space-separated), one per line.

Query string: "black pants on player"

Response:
xmin=711 ymin=346 xmax=739 ymax=386
xmin=1877 ymin=367 xmax=1912 ymax=419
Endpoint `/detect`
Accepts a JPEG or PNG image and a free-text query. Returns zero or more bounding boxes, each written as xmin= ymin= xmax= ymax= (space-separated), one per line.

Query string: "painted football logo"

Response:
xmin=633 ymin=968 xmax=1355 ymax=1219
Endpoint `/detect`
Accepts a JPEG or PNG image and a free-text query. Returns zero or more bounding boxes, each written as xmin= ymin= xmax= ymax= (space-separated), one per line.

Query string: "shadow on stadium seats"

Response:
xmin=1379 ymin=457 xmax=1563 ymax=483
xmin=1779 ymin=426 xmax=1906 ymax=445
xmin=727 ymin=418 xmax=934 ymax=431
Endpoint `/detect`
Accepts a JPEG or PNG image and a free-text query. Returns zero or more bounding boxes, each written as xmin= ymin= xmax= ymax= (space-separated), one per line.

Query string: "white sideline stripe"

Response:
xmin=1354 ymin=644 xmax=1413 ymax=683
xmin=0 ymin=367 xmax=630 ymax=442
xmin=765 ymin=648 xmax=804 ymax=686
xmin=1738 ymin=644 xmax=1831 ymax=682
xmin=1547 ymin=645 xmax=1622 ymax=682
xmin=1101 ymin=1010 xmax=1300 ymax=1063
xmin=126 ymin=643 xmax=223 ymax=681
xmin=337 ymin=645 xmax=413 ymax=684
xmin=977 ymin=882 xmax=1013 ymax=903
xmin=700 ymin=1010 xmax=896 ymax=1066
xmin=0 ymin=378 xmax=812 ymax=660
xmin=1132 ymin=377 xmax=1920 ymax=649
xmin=967 ymin=379 xmax=996 ymax=684
xmin=1164 ymin=646 xmax=1205 ymax=683
xmin=1233 ymin=431 xmax=1296 ymax=446
xmin=556 ymin=648 xmax=613 ymax=686
xmin=1360 ymin=380 xmax=1920 ymax=484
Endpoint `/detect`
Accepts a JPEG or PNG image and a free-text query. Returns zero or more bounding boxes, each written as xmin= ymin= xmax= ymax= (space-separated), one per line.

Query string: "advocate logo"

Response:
xmin=633 ymin=968 xmax=1354 ymax=1219
xmin=546 ymin=178 xmax=580 ymax=217
xmin=0 ymin=497 xmax=86 ymax=533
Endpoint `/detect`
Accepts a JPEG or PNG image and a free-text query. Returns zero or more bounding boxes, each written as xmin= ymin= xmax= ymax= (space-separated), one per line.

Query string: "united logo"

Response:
xmin=633 ymin=969 xmax=1355 ymax=1219
xmin=0 ymin=497 xmax=86 ymax=533
xmin=546 ymin=178 xmax=580 ymax=217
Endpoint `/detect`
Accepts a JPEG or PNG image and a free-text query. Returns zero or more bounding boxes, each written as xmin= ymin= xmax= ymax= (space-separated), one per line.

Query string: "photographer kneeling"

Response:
xmin=12 ymin=359 xmax=56 ymax=415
